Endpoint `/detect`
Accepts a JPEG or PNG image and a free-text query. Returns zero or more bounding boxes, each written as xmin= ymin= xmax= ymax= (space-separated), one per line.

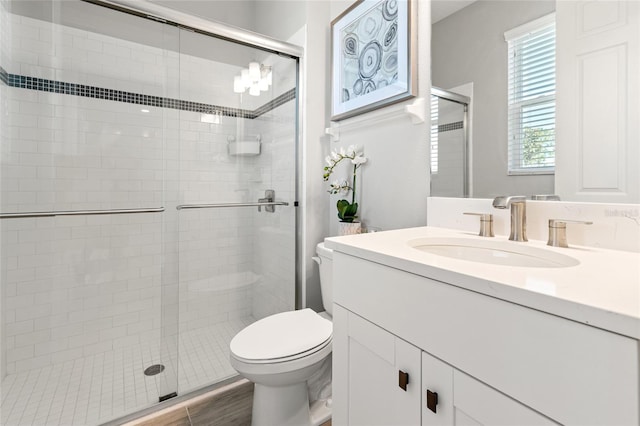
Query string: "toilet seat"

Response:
xmin=230 ymin=309 xmax=332 ymax=364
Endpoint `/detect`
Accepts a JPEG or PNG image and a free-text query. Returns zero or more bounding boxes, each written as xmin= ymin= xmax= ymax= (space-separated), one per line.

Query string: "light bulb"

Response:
xmin=249 ymin=62 xmax=261 ymax=82
xmin=259 ymin=78 xmax=269 ymax=91
xmin=241 ymin=69 xmax=251 ymax=87
xmin=266 ymin=68 xmax=273 ymax=86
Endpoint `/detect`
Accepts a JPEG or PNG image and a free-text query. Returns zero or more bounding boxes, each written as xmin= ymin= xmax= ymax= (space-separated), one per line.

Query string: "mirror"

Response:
xmin=430 ymin=0 xmax=639 ymax=203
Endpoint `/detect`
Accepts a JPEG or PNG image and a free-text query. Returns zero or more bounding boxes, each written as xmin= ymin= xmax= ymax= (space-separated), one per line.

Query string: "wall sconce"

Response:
xmin=233 ymin=62 xmax=272 ymax=96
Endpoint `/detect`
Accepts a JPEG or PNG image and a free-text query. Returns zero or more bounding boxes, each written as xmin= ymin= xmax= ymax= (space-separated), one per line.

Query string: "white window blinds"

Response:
xmin=430 ymin=94 xmax=439 ymax=174
xmin=505 ymin=14 xmax=556 ymax=175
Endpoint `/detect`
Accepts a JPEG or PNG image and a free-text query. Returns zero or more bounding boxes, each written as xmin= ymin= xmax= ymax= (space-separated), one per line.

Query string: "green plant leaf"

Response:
xmin=336 ymin=200 xmax=358 ymax=222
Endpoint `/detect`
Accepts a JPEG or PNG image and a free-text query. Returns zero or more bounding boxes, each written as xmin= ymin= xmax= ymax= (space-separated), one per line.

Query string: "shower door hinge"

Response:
xmin=159 ymin=392 xmax=178 ymax=403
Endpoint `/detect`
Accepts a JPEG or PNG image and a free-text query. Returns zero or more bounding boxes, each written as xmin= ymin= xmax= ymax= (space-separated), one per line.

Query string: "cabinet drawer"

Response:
xmin=334 ymin=252 xmax=639 ymax=425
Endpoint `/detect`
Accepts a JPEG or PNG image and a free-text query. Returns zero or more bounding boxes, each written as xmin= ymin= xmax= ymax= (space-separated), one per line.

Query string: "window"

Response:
xmin=505 ymin=14 xmax=556 ymax=174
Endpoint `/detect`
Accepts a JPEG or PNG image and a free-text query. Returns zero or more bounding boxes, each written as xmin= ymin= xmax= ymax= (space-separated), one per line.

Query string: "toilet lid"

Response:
xmin=230 ymin=309 xmax=333 ymax=361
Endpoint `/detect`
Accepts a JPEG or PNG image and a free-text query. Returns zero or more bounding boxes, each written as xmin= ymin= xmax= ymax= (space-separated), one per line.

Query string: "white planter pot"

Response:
xmin=338 ymin=221 xmax=362 ymax=236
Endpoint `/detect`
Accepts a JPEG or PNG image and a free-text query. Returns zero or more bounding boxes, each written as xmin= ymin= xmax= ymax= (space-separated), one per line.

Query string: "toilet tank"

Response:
xmin=315 ymin=242 xmax=333 ymax=316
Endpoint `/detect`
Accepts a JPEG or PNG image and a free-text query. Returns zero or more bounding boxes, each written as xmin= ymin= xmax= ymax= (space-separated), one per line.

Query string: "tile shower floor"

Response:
xmin=0 ymin=317 xmax=254 ymax=426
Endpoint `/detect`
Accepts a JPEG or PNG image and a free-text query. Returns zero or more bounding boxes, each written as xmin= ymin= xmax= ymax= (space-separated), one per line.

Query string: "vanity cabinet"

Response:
xmin=332 ymin=251 xmax=639 ymax=425
xmin=334 ymin=305 xmax=558 ymax=426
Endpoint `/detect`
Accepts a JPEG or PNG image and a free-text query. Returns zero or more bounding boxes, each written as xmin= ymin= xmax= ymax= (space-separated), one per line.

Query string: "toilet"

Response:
xmin=229 ymin=242 xmax=334 ymax=426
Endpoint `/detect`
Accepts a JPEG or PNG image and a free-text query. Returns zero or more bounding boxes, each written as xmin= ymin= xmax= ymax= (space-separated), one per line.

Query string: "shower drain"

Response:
xmin=144 ymin=364 xmax=165 ymax=376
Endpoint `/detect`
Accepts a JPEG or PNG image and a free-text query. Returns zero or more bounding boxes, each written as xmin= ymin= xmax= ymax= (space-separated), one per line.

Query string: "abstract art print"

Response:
xmin=331 ymin=0 xmax=416 ymax=121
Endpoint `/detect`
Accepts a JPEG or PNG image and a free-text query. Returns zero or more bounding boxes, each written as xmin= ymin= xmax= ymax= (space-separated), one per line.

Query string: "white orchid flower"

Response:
xmin=338 ymin=179 xmax=351 ymax=194
xmin=325 ymin=155 xmax=333 ymax=166
xmin=339 ymin=147 xmax=346 ymax=157
xmin=346 ymin=145 xmax=357 ymax=157
xmin=331 ymin=150 xmax=340 ymax=160
xmin=352 ymin=154 xmax=367 ymax=165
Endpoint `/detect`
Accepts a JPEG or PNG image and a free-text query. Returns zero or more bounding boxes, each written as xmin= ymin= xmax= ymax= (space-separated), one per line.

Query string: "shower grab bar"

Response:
xmin=176 ymin=201 xmax=289 ymax=210
xmin=0 ymin=207 xmax=165 ymax=219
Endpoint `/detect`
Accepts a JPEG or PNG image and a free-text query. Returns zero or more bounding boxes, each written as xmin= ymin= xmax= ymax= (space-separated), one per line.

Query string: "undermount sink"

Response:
xmin=408 ymin=237 xmax=580 ymax=268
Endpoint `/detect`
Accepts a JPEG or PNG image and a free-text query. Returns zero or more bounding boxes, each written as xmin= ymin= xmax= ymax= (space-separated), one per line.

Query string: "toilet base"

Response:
xmin=310 ymin=398 xmax=332 ymax=426
xmin=252 ymin=382 xmax=311 ymax=426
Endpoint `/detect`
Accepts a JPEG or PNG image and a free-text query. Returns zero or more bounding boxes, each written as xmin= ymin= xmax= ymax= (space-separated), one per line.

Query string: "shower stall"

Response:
xmin=0 ymin=1 xmax=300 ymax=424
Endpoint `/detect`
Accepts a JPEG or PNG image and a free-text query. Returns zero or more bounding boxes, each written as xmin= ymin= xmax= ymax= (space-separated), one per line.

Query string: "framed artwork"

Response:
xmin=330 ymin=0 xmax=417 ymax=121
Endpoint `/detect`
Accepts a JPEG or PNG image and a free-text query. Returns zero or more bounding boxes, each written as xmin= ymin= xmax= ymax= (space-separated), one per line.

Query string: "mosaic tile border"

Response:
xmin=0 ymin=65 xmax=8 ymax=85
xmin=438 ymin=121 xmax=464 ymax=133
xmin=0 ymin=66 xmax=295 ymax=119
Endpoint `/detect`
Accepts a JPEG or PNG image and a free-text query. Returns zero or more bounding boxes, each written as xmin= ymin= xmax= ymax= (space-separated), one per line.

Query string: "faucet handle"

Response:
xmin=464 ymin=212 xmax=494 ymax=237
xmin=547 ymin=219 xmax=593 ymax=248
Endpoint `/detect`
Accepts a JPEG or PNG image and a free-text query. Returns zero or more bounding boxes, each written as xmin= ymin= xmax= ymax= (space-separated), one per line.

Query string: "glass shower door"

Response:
xmin=0 ymin=1 xmax=179 ymax=423
xmin=174 ymin=28 xmax=299 ymax=394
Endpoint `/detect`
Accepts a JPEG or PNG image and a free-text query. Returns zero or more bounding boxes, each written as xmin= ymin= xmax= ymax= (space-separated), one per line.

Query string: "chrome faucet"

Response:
xmin=492 ymin=196 xmax=527 ymax=242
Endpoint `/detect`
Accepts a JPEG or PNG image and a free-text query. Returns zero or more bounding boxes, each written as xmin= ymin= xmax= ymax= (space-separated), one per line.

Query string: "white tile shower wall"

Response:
xmin=427 ymin=197 xmax=640 ymax=252
xmin=0 ymin=0 xmax=11 ymax=381
xmin=2 ymin=12 xmax=293 ymax=376
xmin=1 ymin=214 xmax=164 ymax=375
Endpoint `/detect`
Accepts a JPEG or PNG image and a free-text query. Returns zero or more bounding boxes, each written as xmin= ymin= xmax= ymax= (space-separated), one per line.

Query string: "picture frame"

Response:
xmin=330 ymin=0 xmax=417 ymax=121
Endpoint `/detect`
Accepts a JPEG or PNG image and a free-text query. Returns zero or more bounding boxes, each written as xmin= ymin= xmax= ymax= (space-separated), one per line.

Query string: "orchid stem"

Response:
xmin=351 ymin=164 xmax=357 ymax=205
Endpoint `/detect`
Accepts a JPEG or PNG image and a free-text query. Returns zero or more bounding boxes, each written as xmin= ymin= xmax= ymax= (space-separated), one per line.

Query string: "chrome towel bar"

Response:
xmin=0 ymin=207 xmax=165 ymax=219
xmin=176 ymin=201 xmax=289 ymax=210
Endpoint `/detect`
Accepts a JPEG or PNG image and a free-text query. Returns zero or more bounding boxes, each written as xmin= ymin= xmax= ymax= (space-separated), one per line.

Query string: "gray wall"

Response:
xmin=432 ymin=0 xmax=555 ymax=199
xmin=153 ymin=1 xmax=256 ymax=31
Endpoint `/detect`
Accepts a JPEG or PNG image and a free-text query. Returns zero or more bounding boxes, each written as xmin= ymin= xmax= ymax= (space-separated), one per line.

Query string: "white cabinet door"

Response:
xmin=555 ymin=0 xmax=640 ymax=202
xmin=452 ymin=370 xmax=558 ymax=426
xmin=422 ymin=351 xmax=559 ymax=426
xmin=422 ymin=351 xmax=454 ymax=425
xmin=333 ymin=306 xmax=421 ymax=426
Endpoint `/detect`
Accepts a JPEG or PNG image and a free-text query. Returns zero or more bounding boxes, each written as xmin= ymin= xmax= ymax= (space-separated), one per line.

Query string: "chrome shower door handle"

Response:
xmin=258 ymin=189 xmax=275 ymax=212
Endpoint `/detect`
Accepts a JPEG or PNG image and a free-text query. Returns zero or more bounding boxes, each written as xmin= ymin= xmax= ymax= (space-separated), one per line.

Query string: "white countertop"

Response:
xmin=325 ymin=226 xmax=640 ymax=339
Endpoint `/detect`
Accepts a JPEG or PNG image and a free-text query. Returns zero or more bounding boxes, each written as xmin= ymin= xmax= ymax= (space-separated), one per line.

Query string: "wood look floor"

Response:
xmin=132 ymin=381 xmax=253 ymax=426
xmin=128 ymin=380 xmax=332 ymax=426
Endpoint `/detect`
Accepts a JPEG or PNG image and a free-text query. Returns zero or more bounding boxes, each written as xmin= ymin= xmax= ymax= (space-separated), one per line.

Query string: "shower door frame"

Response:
xmin=88 ymin=0 xmax=303 ymax=58
xmin=0 ymin=1 xmax=304 ymax=423
xmin=86 ymin=0 xmax=305 ymax=407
